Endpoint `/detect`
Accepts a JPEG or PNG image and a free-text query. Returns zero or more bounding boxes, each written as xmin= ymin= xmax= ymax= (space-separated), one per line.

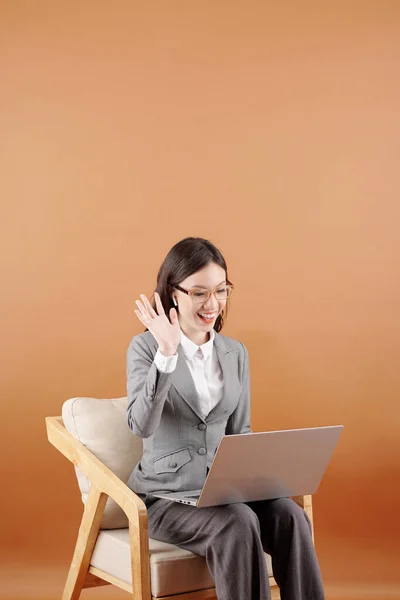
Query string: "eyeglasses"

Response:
xmin=173 ymin=282 xmax=234 ymax=303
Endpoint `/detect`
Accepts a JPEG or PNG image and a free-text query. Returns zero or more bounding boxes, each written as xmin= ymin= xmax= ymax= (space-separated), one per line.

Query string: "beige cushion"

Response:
xmin=91 ymin=529 xmax=273 ymax=598
xmin=62 ymin=396 xmax=140 ymax=529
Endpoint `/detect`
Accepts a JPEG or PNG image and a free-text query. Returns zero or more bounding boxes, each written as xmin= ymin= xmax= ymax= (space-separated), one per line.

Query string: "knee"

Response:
xmin=205 ymin=504 xmax=264 ymax=569
xmin=231 ymin=502 xmax=260 ymax=528
xmin=215 ymin=503 xmax=261 ymax=541
xmin=269 ymin=498 xmax=312 ymax=534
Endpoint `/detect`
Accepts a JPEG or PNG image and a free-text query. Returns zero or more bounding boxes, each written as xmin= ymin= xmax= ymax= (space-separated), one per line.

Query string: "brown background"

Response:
xmin=1 ymin=1 xmax=399 ymax=598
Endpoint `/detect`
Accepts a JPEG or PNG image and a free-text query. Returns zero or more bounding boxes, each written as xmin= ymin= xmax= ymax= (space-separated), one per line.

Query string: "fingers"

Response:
xmin=135 ymin=299 xmax=147 ymax=317
xmin=134 ymin=292 xmax=169 ymax=330
xmin=140 ymin=294 xmax=158 ymax=318
xmin=134 ymin=309 xmax=146 ymax=324
xmin=154 ymin=292 xmax=165 ymax=315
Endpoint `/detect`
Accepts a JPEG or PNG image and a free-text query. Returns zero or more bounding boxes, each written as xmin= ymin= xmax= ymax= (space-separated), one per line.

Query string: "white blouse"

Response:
xmin=154 ymin=328 xmax=224 ymax=418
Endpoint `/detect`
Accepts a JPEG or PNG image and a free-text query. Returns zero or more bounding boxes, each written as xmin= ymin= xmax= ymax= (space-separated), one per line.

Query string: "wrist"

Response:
xmin=159 ymin=345 xmax=177 ymax=357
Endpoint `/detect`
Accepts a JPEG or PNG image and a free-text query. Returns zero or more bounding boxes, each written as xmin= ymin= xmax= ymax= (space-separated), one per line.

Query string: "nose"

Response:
xmin=203 ymin=293 xmax=219 ymax=311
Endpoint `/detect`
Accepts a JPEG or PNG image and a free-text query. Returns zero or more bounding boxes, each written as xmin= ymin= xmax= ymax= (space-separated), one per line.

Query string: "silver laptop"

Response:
xmin=153 ymin=425 xmax=343 ymax=508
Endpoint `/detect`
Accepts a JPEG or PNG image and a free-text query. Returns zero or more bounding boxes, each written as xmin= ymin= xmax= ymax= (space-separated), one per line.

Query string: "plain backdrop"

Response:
xmin=1 ymin=1 xmax=399 ymax=598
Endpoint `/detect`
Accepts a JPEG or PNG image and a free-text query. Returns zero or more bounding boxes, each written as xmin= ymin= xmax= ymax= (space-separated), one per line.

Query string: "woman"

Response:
xmin=126 ymin=237 xmax=325 ymax=600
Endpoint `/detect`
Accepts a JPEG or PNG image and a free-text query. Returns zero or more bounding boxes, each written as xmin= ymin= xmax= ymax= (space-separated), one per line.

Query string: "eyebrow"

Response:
xmin=189 ymin=280 xmax=227 ymax=290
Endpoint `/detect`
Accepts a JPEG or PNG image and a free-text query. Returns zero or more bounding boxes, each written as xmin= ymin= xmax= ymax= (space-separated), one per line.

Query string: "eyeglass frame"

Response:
xmin=172 ymin=281 xmax=234 ymax=303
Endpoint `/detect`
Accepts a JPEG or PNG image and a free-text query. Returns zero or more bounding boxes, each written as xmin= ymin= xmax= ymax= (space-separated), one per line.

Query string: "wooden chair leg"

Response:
xmin=270 ymin=586 xmax=281 ymax=600
xmin=62 ymin=484 xmax=108 ymax=600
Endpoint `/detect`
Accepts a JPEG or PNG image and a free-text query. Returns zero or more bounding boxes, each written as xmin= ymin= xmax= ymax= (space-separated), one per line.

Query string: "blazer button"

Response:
xmin=169 ymin=461 xmax=178 ymax=468
xmin=198 ymin=423 xmax=207 ymax=431
xmin=198 ymin=447 xmax=206 ymax=455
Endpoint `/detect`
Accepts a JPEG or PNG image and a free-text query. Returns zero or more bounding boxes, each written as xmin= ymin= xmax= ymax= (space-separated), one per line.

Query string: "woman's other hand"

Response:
xmin=134 ymin=292 xmax=180 ymax=356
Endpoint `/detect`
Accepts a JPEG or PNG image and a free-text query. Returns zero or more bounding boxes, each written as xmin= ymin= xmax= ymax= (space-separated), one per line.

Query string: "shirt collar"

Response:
xmin=180 ymin=328 xmax=215 ymax=361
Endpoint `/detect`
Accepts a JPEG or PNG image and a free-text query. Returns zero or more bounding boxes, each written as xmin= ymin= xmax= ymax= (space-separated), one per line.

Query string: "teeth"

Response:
xmin=199 ymin=313 xmax=216 ymax=318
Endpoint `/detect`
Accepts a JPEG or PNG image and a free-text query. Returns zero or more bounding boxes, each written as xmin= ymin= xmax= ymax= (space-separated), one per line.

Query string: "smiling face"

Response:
xmin=172 ymin=262 xmax=228 ymax=345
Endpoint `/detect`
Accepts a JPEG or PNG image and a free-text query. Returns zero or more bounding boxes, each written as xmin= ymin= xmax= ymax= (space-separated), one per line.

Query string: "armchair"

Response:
xmin=45 ymin=397 xmax=314 ymax=600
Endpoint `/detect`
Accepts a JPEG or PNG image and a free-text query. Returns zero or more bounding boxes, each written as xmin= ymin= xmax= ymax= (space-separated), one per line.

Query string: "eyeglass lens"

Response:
xmin=191 ymin=287 xmax=231 ymax=302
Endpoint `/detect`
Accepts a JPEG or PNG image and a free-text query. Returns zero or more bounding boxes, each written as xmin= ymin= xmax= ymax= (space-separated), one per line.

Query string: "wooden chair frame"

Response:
xmin=46 ymin=415 xmax=314 ymax=600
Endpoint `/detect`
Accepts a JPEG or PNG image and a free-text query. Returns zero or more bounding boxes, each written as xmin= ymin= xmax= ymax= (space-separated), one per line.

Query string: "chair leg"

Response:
xmin=62 ymin=485 xmax=108 ymax=600
xmin=270 ymin=586 xmax=281 ymax=600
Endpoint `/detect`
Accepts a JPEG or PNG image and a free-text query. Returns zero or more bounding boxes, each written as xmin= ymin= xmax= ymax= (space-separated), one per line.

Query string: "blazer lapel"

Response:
xmin=207 ymin=332 xmax=240 ymax=420
xmin=171 ymin=346 xmax=205 ymax=421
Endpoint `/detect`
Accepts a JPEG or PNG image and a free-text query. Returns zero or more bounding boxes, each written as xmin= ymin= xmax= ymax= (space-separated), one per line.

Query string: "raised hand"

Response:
xmin=134 ymin=292 xmax=181 ymax=356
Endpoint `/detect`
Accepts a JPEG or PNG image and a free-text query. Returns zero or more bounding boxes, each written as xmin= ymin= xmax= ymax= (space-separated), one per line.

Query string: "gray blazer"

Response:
xmin=126 ymin=330 xmax=251 ymax=496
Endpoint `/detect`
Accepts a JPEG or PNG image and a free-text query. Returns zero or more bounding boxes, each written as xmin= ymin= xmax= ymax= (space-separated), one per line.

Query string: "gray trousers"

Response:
xmin=145 ymin=496 xmax=325 ymax=600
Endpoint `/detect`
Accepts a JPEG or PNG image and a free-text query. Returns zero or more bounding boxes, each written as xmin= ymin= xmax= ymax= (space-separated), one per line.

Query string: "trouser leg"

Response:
xmin=248 ymin=498 xmax=325 ymax=600
xmin=146 ymin=498 xmax=271 ymax=600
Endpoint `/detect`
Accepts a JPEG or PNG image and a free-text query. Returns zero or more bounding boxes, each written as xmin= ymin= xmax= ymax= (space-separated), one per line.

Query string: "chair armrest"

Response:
xmin=292 ymin=495 xmax=314 ymax=542
xmin=45 ymin=416 xmax=147 ymax=528
xmin=291 ymin=495 xmax=312 ymax=510
xmin=45 ymin=415 xmax=151 ymax=599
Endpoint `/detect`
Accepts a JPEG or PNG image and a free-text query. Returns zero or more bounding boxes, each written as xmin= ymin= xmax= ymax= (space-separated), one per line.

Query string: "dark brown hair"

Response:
xmin=146 ymin=237 xmax=231 ymax=333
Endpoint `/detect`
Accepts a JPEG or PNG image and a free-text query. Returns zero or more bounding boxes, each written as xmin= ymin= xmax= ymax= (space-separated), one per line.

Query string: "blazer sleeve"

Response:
xmin=126 ymin=335 xmax=174 ymax=438
xmin=225 ymin=342 xmax=253 ymax=435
